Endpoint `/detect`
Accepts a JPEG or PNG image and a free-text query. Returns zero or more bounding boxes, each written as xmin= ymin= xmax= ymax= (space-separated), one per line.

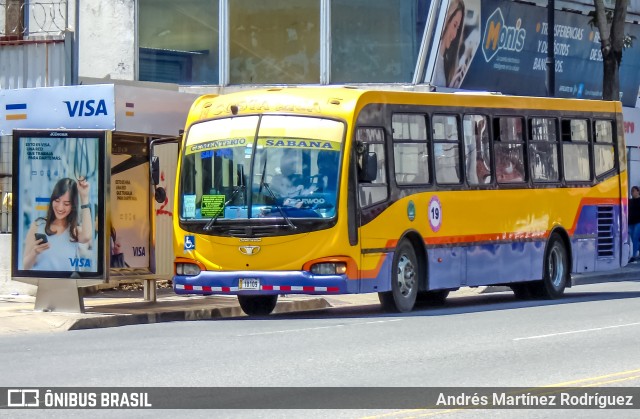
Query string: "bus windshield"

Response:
xmin=179 ymin=115 xmax=344 ymax=227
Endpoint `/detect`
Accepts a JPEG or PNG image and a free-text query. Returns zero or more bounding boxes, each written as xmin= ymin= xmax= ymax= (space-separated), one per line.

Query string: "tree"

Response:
xmin=592 ymin=0 xmax=629 ymax=101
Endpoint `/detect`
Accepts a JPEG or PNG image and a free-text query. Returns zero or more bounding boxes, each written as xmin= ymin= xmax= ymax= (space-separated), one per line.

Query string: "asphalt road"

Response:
xmin=1 ymin=280 xmax=639 ymax=418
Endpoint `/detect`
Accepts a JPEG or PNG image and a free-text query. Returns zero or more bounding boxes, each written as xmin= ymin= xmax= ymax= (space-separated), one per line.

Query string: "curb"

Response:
xmin=68 ymin=297 xmax=332 ymax=331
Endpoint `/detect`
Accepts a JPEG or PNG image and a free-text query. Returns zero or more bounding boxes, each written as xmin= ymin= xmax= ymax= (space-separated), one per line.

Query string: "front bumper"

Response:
xmin=173 ymin=270 xmax=357 ymax=295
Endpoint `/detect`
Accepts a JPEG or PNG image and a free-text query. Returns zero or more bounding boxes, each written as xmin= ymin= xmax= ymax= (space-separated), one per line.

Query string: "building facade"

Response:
xmin=4 ymin=0 xmax=640 ymax=236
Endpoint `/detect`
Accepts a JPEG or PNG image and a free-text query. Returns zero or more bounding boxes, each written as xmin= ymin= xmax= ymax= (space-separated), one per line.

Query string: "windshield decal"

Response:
xmin=183 ymin=195 xmax=197 ymax=218
xmin=201 ymin=195 xmax=226 ymax=218
xmin=186 ymin=137 xmax=250 ymax=156
xmin=260 ymin=137 xmax=340 ymax=151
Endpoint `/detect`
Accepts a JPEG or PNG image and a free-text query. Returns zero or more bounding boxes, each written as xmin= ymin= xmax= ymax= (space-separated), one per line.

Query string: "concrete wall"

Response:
xmin=78 ymin=0 xmax=135 ymax=81
xmin=0 ymin=234 xmax=36 ymax=296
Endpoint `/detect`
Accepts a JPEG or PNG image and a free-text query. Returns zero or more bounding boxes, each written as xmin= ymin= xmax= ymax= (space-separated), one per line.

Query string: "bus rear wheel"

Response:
xmin=238 ymin=295 xmax=278 ymax=316
xmin=530 ymin=234 xmax=568 ymax=299
xmin=379 ymin=241 xmax=419 ymax=312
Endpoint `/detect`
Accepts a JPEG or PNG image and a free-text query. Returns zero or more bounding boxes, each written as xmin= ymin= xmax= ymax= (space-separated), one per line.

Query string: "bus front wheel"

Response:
xmin=531 ymin=234 xmax=568 ymax=299
xmin=238 ymin=295 xmax=278 ymax=316
xmin=379 ymin=241 xmax=419 ymax=312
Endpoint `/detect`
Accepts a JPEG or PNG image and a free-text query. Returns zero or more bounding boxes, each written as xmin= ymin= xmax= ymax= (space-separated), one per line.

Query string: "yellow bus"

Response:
xmin=171 ymin=87 xmax=628 ymax=315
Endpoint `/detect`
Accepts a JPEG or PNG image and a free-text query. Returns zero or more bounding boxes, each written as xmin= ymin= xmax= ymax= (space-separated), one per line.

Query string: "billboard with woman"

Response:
xmin=12 ymin=130 xmax=107 ymax=279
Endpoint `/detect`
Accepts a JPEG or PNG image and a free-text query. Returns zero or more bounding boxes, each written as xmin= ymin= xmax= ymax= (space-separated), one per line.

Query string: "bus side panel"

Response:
xmin=358 ymin=253 xmax=393 ymax=293
xmin=572 ymin=238 xmax=596 ymax=273
xmin=465 ymin=241 xmax=544 ymax=286
xmin=572 ymin=202 xmax=623 ymax=272
xmin=427 ymin=247 xmax=465 ymax=290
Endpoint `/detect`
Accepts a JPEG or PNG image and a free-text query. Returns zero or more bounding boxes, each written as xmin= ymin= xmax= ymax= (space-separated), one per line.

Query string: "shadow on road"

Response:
xmin=226 ymin=281 xmax=640 ymax=322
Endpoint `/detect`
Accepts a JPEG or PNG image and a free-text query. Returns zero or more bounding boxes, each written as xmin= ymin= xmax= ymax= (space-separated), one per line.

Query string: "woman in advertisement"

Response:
xmin=434 ymin=0 xmax=466 ymax=87
xmin=432 ymin=0 xmax=481 ymax=89
xmin=22 ymin=177 xmax=93 ymax=271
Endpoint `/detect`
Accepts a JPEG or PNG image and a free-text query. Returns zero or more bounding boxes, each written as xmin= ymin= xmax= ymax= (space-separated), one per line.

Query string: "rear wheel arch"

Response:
xmin=545 ymin=227 xmax=573 ymax=279
xmin=400 ymin=230 xmax=428 ymax=291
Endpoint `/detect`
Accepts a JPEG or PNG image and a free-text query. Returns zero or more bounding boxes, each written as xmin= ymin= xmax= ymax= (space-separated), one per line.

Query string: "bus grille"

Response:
xmin=596 ymin=206 xmax=615 ymax=258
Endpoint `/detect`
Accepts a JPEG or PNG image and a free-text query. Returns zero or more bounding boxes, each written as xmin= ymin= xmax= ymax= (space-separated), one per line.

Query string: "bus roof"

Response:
xmin=185 ymin=87 xmax=622 ymax=128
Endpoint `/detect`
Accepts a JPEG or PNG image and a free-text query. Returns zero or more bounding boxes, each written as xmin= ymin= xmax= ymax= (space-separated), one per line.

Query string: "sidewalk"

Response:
xmin=1 ymin=263 xmax=639 ymax=336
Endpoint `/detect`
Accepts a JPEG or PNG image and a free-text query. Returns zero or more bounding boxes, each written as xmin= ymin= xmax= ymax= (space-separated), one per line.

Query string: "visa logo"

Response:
xmin=70 ymin=258 xmax=91 ymax=268
xmin=133 ymin=247 xmax=146 ymax=257
xmin=482 ymin=8 xmax=526 ymax=62
xmin=64 ymin=99 xmax=108 ymax=117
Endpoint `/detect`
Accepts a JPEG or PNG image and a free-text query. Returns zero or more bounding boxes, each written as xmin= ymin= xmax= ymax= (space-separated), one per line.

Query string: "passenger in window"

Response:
xmin=495 ymin=147 xmax=524 ymax=183
xmin=628 ymin=186 xmax=640 ymax=262
xmin=270 ymin=150 xmax=304 ymax=198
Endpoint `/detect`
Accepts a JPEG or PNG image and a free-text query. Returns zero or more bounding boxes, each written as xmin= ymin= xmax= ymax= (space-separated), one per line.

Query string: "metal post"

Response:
xmin=143 ymin=279 xmax=157 ymax=302
xmin=546 ymin=0 xmax=555 ymax=97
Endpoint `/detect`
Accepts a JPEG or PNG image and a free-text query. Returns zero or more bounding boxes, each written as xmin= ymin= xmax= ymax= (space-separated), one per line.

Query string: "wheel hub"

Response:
xmin=396 ymin=254 xmax=415 ymax=296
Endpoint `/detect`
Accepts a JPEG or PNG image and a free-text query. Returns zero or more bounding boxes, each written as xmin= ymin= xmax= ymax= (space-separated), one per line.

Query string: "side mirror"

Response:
xmin=358 ymin=152 xmax=378 ymax=183
xmin=154 ymin=187 xmax=167 ymax=204
xmin=151 ymin=156 xmax=160 ymax=186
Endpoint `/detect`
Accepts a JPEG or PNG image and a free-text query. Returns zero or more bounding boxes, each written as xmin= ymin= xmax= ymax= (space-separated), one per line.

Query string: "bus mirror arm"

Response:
xmin=151 ymin=156 xmax=160 ymax=186
xmin=150 ymin=156 xmax=167 ymax=203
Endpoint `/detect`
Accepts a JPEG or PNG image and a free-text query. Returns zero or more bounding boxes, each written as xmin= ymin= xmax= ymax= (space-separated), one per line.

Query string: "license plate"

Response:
xmin=239 ymin=278 xmax=260 ymax=290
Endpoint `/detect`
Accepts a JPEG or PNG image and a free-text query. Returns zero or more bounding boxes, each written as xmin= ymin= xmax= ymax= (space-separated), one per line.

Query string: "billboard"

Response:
xmin=12 ymin=130 xmax=107 ymax=279
xmin=429 ymin=0 xmax=640 ymax=106
xmin=110 ymin=141 xmax=150 ymax=269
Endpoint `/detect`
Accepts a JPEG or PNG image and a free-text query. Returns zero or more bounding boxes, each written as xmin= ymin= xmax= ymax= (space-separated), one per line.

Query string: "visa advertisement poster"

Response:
xmin=12 ymin=130 xmax=106 ymax=279
xmin=110 ymin=144 xmax=150 ymax=270
xmin=431 ymin=0 xmax=640 ymax=106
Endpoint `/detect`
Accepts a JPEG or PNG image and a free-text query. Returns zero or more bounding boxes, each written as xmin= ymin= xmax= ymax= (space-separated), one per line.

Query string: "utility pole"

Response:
xmin=546 ymin=0 xmax=555 ymax=97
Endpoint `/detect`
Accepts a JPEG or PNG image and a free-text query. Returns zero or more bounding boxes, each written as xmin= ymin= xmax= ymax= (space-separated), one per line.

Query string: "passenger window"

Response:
xmin=494 ymin=116 xmax=526 ymax=184
xmin=561 ymin=119 xmax=591 ymax=182
xmin=529 ymin=117 xmax=559 ymax=182
xmin=463 ymin=114 xmax=492 ymax=185
xmin=433 ymin=114 xmax=461 ymax=184
xmin=594 ymin=120 xmax=615 ymax=176
xmin=392 ymin=114 xmax=430 ymax=185
xmin=356 ymin=127 xmax=388 ymax=207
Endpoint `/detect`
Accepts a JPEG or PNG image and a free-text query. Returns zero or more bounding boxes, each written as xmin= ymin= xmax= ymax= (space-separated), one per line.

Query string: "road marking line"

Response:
xmin=513 ymin=322 xmax=640 ymax=341
xmin=582 ymin=375 xmax=640 ymax=387
xmin=544 ymin=368 xmax=640 ymax=386
xmin=237 ymin=319 xmax=402 ymax=336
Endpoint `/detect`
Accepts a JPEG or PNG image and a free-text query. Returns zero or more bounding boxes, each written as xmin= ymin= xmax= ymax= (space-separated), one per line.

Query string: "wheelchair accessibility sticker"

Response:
xmin=184 ymin=235 xmax=195 ymax=251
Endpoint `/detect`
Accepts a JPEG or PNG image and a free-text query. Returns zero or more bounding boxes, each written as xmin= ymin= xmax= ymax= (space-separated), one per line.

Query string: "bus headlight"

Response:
xmin=311 ymin=262 xmax=347 ymax=275
xmin=176 ymin=263 xmax=201 ymax=276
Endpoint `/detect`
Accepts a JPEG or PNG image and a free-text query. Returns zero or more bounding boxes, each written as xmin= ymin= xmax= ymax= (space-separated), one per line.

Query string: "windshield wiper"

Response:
xmin=259 ymin=180 xmax=297 ymax=231
xmin=203 ymin=185 xmax=245 ymax=232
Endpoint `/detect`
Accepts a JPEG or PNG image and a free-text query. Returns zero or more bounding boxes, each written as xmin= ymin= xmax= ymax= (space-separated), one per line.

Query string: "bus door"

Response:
xmin=355 ymin=127 xmax=389 ymax=293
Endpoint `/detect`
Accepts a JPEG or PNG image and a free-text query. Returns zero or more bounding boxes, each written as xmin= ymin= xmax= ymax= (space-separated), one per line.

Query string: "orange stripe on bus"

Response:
xmin=358 ymin=253 xmax=388 ymax=279
xmin=425 ymin=231 xmax=548 ymax=246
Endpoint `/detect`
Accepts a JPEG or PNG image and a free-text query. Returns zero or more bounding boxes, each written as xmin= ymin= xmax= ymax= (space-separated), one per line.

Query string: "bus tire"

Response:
xmin=238 ymin=295 xmax=278 ymax=316
xmin=531 ymin=234 xmax=568 ymax=299
xmin=416 ymin=290 xmax=449 ymax=305
xmin=378 ymin=241 xmax=419 ymax=312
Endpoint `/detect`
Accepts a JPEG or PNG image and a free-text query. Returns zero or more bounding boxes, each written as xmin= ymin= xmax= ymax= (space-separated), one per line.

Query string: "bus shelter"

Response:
xmin=1 ymin=84 xmax=198 ymax=311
